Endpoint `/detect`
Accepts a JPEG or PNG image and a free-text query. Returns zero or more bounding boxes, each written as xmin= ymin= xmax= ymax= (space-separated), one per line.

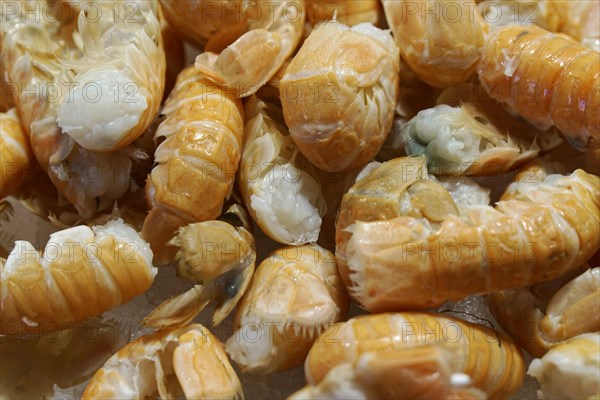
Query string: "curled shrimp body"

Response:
xmin=304 ymin=312 xmax=525 ymax=399
xmin=382 ymin=0 xmax=487 ymax=87
xmin=144 ymin=204 xmax=256 ymax=327
xmin=1 ymin=1 xmax=162 ymax=217
xmin=4 ymin=0 xmax=166 ymax=152
xmin=528 ymin=333 xmax=600 ymax=399
xmin=477 ymin=25 xmax=600 ymax=151
xmin=7 ymin=118 xmax=156 ymax=229
xmin=239 ymin=96 xmax=327 ymax=245
xmin=402 ymin=102 xmax=558 ymax=176
xmin=225 ymin=244 xmax=349 ymax=374
xmin=336 ymin=157 xmax=600 ymax=312
xmin=55 ymin=0 xmax=166 ymax=151
xmin=0 ymin=108 xmax=32 ymax=198
xmin=159 ymin=0 xmax=248 ymax=50
xmin=488 ymin=266 xmax=599 ymax=357
xmin=142 ymin=66 xmax=244 ymax=265
xmin=479 ymin=0 xmax=600 ymax=51
xmin=195 ymin=0 xmax=305 ymax=97
xmin=0 ymin=219 xmax=156 ymax=335
xmin=290 ymin=347 xmax=486 ymax=399
xmin=280 ymin=21 xmax=399 ymax=172
xmin=83 ymin=324 xmax=243 ymax=400
xmin=62 ymin=0 xmax=181 ymax=100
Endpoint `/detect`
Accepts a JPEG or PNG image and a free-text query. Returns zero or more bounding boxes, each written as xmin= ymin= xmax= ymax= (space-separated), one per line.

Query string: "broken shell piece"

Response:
xmin=144 ymin=204 xmax=256 ymax=327
xmin=82 ymin=324 xmax=243 ymax=400
xmin=225 ymin=244 xmax=348 ymax=374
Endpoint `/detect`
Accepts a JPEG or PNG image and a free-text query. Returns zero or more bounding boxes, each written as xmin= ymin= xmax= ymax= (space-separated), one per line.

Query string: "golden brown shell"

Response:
xmin=305 ymin=312 xmax=525 ymax=399
xmin=142 ymin=66 xmax=244 ymax=264
xmin=477 ymin=25 xmax=600 ymax=150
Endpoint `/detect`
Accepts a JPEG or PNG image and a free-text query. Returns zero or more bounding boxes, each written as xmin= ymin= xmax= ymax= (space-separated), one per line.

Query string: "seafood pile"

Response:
xmin=0 ymin=0 xmax=598 ymax=399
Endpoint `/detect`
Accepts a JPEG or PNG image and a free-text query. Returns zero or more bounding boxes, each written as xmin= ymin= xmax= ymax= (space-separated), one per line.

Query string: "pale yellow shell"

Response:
xmin=239 ymin=96 xmax=327 ymax=245
xmin=382 ymin=0 xmax=487 ymax=87
xmin=141 ymin=66 xmax=244 ymax=264
xmin=306 ymin=0 xmax=383 ymax=28
xmin=336 ymin=157 xmax=600 ymax=311
xmin=478 ymin=0 xmax=599 ymax=50
xmin=1 ymin=0 xmax=166 ymax=217
xmin=0 ymin=219 xmax=156 ymax=335
xmin=290 ymin=348 xmax=487 ymax=399
xmin=225 ymin=244 xmax=349 ymax=374
xmin=159 ymin=0 xmax=249 ymax=49
xmin=488 ymin=266 xmax=600 ymax=357
xmin=0 ymin=108 xmax=32 ymax=198
xmin=477 ymin=25 xmax=600 ymax=150
xmin=83 ymin=324 xmax=243 ymax=400
xmin=280 ymin=21 xmax=399 ymax=172
xmin=305 ymin=312 xmax=525 ymax=399
xmin=194 ymin=0 xmax=305 ymax=97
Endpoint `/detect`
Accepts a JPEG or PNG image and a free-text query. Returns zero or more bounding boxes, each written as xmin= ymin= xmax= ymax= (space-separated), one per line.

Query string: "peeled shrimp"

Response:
xmin=141 ymin=66 xmax=244 ymax=265
xmin=477 ymin=24 xmax=600 ymax=151
xmin=239 ymin=95 xmax=327 ymax=245
xmin=0 ymin=219 xmax=156 ymax=335
xmin=5 ymin=0 xmax=166 ymax=151
xmin=528 ymin=333 xmax=600 ymax=399
xmin=144 ymin=204 xmax=256 ymax=327
xmin=304 ymin=312 xmax=525 ymax=399
xmin=382 ymin=0 xmax=487 ymax=87
xmin=61 ymin=0 xmax=181 ymax=98
xmin=1 ymin=0 xmax=164 ymax=217
xmin=488 ymin=266 xmax=599 ymax=357
xmin=280 ymin=21 xmax=399 ymax=172
xmin=0 ymin=108 xmax=32 ymax=198
xmin=83 ymin=324 xmax=243 ymax=400
xmin=336 ymin=156 xmax=600 ymax=311
xmin=290 ymin=348 xmax=486 ymax=399
xmin=402 ymin=102 xmax=560 ymax=176
xmin=195 ymin=0 xmax=305 ymax=97
xmin=225 ymin=244 xmax=348 ymax=374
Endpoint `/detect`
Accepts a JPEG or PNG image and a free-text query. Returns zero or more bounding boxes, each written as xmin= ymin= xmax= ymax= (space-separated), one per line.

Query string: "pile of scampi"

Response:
xmin=0 ymin=0 xmax=599 ymax=398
